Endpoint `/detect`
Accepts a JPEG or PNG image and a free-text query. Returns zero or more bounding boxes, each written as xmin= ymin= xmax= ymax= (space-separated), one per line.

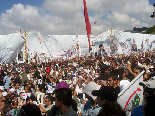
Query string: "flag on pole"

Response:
xmin=133 ymin=38 xmax=135 ymax=44
xmin=141 ymin=41 xmax=143 ymax=50
xmin=83 ymin=0 xmax=92 ymax=50
xmin=24 ymin=30 xmax=27 ymax=63
xmin=75 ymin=41 xmax=79 ymax=50
xmin=20 ymin=29 xmax=26 ymax=40
xmin=75 ymin=41 xmax=81 ymax=54
xmin=38 ymin=32 xmax=42 ymax=43
xmin=145 ymin=39 xmax=149 ymax=51
xmin=117 ymin=70 xmax=145 ymax=116
xmin=24 ymin=30 xmax=26 ymax=38
xmin=111 ymin=28 xmax=113 ymax=34
xmin=145 ymin=39 xmax=149 ymax=43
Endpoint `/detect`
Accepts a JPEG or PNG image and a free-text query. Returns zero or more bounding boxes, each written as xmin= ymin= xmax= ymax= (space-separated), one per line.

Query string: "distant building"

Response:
xmin=124 ymin=27 xmax=148 ymax=33
xmin=132 ymin=27 xmax=148 ymax=33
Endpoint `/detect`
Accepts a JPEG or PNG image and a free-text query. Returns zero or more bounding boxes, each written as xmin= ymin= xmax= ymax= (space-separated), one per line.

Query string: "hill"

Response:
xmin=145 ymin=25 xmax=155 ymax=34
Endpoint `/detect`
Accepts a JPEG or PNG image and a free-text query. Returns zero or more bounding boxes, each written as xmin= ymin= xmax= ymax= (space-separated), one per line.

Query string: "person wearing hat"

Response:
xmin=54 ymin=81 xmax=78 ymax=116
xmin=98 ymin=44 xmax=107 ymax=59
xmin=131 ymin=76 xmax=155 ymax=116
xmin=92 ymin=86 xmax=126 ymax=116
xmin=79 ymin=82 xmax=101 ymax=116
xmin=47 ymin=81 xmax=78 ymax=116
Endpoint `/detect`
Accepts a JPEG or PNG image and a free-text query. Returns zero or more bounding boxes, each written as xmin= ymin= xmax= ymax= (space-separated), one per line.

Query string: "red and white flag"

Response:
xmin=83 ymin=0 xmax=92 ymax=50
xmin=117 ymin=70 xmax=145 ymax=116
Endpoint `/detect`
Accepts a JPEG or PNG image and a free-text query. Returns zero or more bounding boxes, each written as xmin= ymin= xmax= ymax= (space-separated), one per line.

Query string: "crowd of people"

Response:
xmin=0 ymin=44 xmax=155 ymax=116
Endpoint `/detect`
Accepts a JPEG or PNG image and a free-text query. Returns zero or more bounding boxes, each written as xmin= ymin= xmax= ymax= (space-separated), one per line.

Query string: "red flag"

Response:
xmin=83 ymin=0 xmax=92 ymax=50
xmin=20 ymin=28 xmax=21 ymax=33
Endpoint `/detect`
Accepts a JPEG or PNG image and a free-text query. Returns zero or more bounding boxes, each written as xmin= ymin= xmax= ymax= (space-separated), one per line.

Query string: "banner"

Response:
xmin=145 ymin=39 xmax=149 ymax=51
xmin=117 ymin=70 xmax=145 ymax=116
xmin=124 ymin=38 xmax=132 ymax=53
xmin=17 ymin=50 xmax=24 ymax=63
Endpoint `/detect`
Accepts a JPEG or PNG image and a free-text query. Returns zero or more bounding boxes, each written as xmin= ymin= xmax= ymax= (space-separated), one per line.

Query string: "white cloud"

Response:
xmin=0 ymin=0 xmax=154 ymax=35
xmin=0 ymin=4 xmax=50 ymax=34
xmin=43 ymin=0 xmax=82 ymax=18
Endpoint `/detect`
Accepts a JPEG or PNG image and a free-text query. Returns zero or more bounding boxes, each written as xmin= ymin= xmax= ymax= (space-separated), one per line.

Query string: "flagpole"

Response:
xmin=24 ymin=30 xmax=27 ymax=63
xmin=76 ymin=34 xmax=79 ymax=65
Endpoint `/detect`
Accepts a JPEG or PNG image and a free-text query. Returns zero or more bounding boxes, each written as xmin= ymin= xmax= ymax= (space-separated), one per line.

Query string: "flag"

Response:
xmin=111 ymin=28 xmax=113 ymax=34
xmin=83 ymin=0 xmax=92 ymax=50
xmin=117 ymin=70 xmax=144 ymax=116
xmin=133 ymin=38 xmax=135 ymax=44
xmin=145 ymin=39 xmax=149 ymax=43
xmin=124 ymin=38 xmax=132 ymax=53
xmin=24 ymin=30 xmax=26 ymax=38
xmin=75 ymin=41 xmax=81 ymax=54
xmin=20 ymin=29 xmax=25 ymax=40
xmin=75 ymin=41 xmax=79 ymax=50
xmin=145 ymin=39 xmax=149 ymax=51
xmin=24 ymin=30 xmax=27 ymax=62
xmin=141 ymin=41 xmax=143 ymax=50
xmin=38 ymin=32 xmax=42 ymax=43
xmin=150 ymin=40 xmax=155 ymax=49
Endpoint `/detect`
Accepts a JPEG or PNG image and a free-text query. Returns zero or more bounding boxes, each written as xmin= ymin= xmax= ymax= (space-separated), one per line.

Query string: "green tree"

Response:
xmin=145 ymin=25 xmax=155 ymax=34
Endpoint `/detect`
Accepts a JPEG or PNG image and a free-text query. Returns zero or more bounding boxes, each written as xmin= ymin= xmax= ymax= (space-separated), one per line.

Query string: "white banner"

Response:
xmin=117 ymin=70 xmax=145 ymax=116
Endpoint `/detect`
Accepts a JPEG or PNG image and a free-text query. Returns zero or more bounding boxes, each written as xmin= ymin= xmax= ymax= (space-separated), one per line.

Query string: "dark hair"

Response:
xmin=97 ymin=100 xmax=126 ymax=116
xmin=55 ymin=88 xmax=72 ymax=106
xmin=25 ymin=86 xmax=31 ymax=92
xmin=108 ymin=73 xmax=118 ymax=80
xmin=19 ymin=104 xmax=42 ymax=116
xmin=143 ymin=95 xmax=155 ymax=116
xmin=135 ymin=66 xmax=144 ymax=72
xmin=45 ymin=95 xmax=53 ymax=103
xmin=2 ymin=104 xmax=12 ymax=116
xmin=99 ymin=44 xmax=103 ymax=48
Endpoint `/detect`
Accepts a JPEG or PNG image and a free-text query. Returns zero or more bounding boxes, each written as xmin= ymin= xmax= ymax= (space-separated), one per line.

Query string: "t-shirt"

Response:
xmin=3 ymin=75 xmax=11 ymax=89
xmin=131 ymin=105 xmax=143 ymax=116
xmin=6 ymin=108 xmax=19 ymax=116
xmin=46 ymin=83 xmax=56 ymax=94
xmin=38 ymin=78 xmax=42 ymax=85
xmin=46 ymin=67 xmax=51 ymax=74
xmin=80 ymin=101 xmax=101 ymax=116
xmin=41 ymin=104 xmax=53 ymax=115
xmin=14 ymin=76 xmax=21 ymax=85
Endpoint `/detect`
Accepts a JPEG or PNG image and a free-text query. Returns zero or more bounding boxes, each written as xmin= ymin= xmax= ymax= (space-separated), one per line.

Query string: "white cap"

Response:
xmin=82 ymin=82 xmax=101 ymax=100
xmin=140 ymin=76 xmax=155 ymax=89
xmin=9 ymin=88 xmax=15 ymax=93
xmin=0 ymin=86 xmax=4 ymax=91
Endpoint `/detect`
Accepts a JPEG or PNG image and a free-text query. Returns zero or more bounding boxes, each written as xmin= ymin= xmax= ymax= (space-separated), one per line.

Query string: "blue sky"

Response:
xmin=0 ymin=0 xmax=41 ymax=13
xmin=0 ymin=0 xmax=154 ymax=35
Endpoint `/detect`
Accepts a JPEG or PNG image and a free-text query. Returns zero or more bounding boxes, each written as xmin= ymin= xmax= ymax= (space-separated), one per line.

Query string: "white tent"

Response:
xmin=0 ymin=30 xmax=155 ymax=63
